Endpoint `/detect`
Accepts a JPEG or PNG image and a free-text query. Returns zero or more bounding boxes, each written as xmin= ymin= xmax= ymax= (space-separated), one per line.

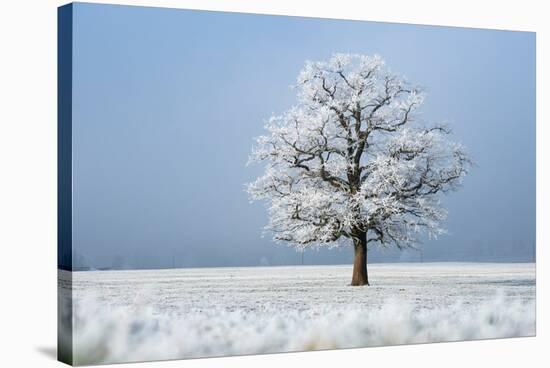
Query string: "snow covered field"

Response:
xmin=58 ymin=263 xmax=535 ymax=365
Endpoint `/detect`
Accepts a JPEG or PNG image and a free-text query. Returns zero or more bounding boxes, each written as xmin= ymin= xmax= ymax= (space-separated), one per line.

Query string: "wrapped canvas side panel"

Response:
xmin=58 ymin=3 xmax=74 ymax=365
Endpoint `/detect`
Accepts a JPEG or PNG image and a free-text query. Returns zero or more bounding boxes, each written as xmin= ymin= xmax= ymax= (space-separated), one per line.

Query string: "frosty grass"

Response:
xmin=59 ymin=263 xmax=535 ymax=365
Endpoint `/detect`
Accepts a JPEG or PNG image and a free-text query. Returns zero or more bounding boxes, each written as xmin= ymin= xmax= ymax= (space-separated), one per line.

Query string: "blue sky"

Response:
xmin=70 ymin=3 xmax=535 ymax=269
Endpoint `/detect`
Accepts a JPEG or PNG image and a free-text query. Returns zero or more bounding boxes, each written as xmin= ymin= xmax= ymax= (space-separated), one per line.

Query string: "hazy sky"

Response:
xmin=71 ymin=3 xmax=535 ymax=269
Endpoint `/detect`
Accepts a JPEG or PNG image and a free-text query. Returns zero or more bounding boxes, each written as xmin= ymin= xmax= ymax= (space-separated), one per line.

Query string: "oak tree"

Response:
xmin=247 ymin=54 xmax=470 ymax=285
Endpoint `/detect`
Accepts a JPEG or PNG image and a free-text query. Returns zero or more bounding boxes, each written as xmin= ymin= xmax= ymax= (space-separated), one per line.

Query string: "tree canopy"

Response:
xmin=247 ymin=53 xmax=470 ymax=252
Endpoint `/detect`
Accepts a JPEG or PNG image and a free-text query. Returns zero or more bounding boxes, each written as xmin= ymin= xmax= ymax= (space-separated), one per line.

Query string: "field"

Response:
xmin=58 ymin=263 xmax=536 ymax=365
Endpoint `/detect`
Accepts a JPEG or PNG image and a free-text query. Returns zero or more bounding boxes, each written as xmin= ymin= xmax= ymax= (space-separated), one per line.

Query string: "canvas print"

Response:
xmin=57 ymin=2 xmax=536 ymax=366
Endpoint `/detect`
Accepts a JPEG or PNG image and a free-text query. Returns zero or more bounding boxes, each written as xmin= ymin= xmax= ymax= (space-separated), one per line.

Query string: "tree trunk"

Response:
xmin=351 ymin=231 xmax=369 ymax=286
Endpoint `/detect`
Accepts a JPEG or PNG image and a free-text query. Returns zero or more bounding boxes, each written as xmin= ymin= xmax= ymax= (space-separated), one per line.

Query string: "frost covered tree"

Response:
xmin=247 ymin=54 xmax=470 ymax=286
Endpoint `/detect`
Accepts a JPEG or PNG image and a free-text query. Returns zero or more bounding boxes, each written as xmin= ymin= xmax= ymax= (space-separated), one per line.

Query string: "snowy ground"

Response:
xmin=58 ymin=263 xmax=536 ymax=365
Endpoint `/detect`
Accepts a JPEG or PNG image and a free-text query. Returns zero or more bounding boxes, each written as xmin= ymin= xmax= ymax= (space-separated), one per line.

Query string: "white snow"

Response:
xmin=59 ymin=263 xmax=535 ymax=365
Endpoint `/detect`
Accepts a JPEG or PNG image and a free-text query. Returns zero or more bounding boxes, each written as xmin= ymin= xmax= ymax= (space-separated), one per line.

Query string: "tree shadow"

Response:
xmin=36 ymin=346 xmax=57 ymax=360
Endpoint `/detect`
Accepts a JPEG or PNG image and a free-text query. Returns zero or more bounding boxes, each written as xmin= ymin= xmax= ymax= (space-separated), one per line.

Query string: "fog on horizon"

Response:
xmin=69 ymin=3 xmax=535 ymax=270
